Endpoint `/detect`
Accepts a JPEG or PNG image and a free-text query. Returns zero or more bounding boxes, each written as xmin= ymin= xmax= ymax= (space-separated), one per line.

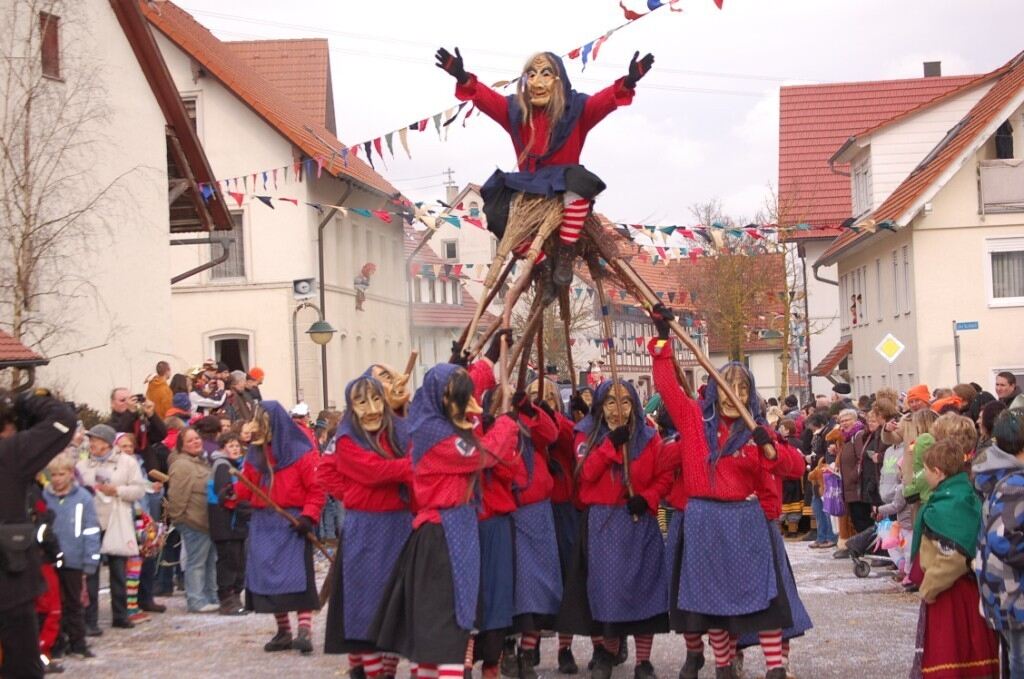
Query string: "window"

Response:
xmin=181 ymin=96 xmax=198 ymax=133
xmin=428 ymin=279 xmax=436 ymax=303
xmin=442 ymin=240 xmax=458 ymax=261
xmin=891 ymin=250 xmax=901 ymax=316
xmin=901 ymin=245 xmax=912 ymax=315
xmin=439 ymin=279 xmax=448 ymax=304
xmin=211 ymin=334 xmax=251 ymax=372
xmin=450 ymin=280 xmax=461 ymax=305
xmin=210 ymin=212 xmax=245 ymax=280
xmin=852 ymin=157 xmax=872 ymax=216
xmin=413 ymin=278 xmax=422 ymax=303
xmin=468 ymin=201 xmax=480 ymax=218
xmin=875 ymin=258 xmax=883 ymax=321
xmin=39 ymin=13 xmax=60 ymax=79
xmin=839 ymin=273 xmax=849 ymax=331
xmin=986 ymin=237 xmax=1024 ymax=306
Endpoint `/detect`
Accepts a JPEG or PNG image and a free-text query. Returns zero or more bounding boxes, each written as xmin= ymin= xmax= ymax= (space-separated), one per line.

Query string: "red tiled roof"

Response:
xmin=142 ymin=1 xmax=398 ymax=198
xmin=225 ymin=39 xmax=335 ymax=133
xmin=0 ymin=330 xmax=47 ymax=367
xmin=811 ymin=336 xmax=853 ymax=377
xmin=785 ymin=227 xmax=844 ymax=242
xmin=788 ymin=369 xmax=808 ymax=389
xmin=820 ymin=51 xmax=1024 ymax=264
xmin=779 ymin=74 xmax=981 ymax=236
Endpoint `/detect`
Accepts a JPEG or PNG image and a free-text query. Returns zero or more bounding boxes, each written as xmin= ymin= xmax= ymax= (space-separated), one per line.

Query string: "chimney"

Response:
xmin=923 ymin=61 xmax=942 ymax=78
xmin=445 ymin=183 xmax=459 ymax=205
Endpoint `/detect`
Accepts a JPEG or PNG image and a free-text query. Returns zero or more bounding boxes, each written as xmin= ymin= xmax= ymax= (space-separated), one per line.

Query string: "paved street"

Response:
xmin=57 ymin=540 xmax=918 ymax=679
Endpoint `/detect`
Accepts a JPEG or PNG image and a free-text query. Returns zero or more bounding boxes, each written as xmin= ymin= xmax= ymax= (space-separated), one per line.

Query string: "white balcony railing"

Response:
xmin=980 ymin=159 xmax=1024 ymax=214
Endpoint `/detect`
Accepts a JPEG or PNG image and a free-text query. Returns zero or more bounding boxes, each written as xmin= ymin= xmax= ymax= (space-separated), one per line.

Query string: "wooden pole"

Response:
xmin=590 ymin=265 xmax=633 ymax=498
xmin=402 ymin=351 xmax=419 ymax=378
xmin=461 ymin=258 xmax=516 ymax=355
xmin=559 ymin=288 xmax=578 ymax=393
xmin=536 ymin=311 xmax=545 ymax=390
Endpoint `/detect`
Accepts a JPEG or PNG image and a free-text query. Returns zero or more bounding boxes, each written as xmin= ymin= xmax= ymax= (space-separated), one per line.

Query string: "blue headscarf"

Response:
xmin=701 ymin=362 xmax=767 ymax=463
xmin=574 ymin=379 xmax=656 ymax=461
xmin=244 ymin=400 xmax=313 ymax=473
xmin=506 ymin=52 xmax=589 ymax=164
xmin=335 ymin=376 xmax=408 ymax=457
xmin=407 ymin=363 xmax=464 ymax=465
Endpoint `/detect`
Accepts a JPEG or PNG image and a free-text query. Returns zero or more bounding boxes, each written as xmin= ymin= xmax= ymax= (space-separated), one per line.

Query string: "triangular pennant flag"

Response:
xmin=293 ymin=160 xmax=301 ymax=181
xmin=418 ymin=119 xmax=428 ymax=132
xmin=363 ymin=141 xmax=374 ymax=170
xmin=261 ymin=171 xmax=268 ymax=190
xmin=410 ymin=263 xmax=421 ymax=276
xmin=591 ymin=32 xmax=611 ymax=61
xmin=341 ymin=148 xmax=349 ymax=167
xmin=647 ymin=0 xmax=664 ymax=8
xmin=432 ymin=113 xmax=443 ymax=137
xmin=373 ymin=137 xmax=384 ymax=161
xmin=690 ymin=290 xmax=698 ymax=303
xmin=452 ymin=264 xmax=463 ymax=276
xmin=243 ymin=175 xmax=248 ymax=192
xmin=279 ymin=197 xmax=298 ymax=206
xmin=569 ymin=338 xmax=576 ymax=347
xmin=384 ymin=132 xmax=394 ymax=158
xmin=619 ymin=0 xmax=647 ymax=20
xmin=228 ymin=191 xmax=244 ymax=207
xmin=580 ymin=41 xmax=594 ymax=69
xmin=635 ymin=337 xmax=644 ymax=347
xmin=442 ymin=215 xmax=461 ymax=228
xmin=667 ymin=291 xmax=676 ymax=302
xmin=305 ymin=202 xmax=324 ymax=214
xmin=371 ymin=210 xmax=392 ymax=223
xmin=272 ymin=168 xmax=278 ymax=189
xmin=463 ymin=217 xmax=483 ymax=229
xmin=256 ymin=195 xmax=274 ymax=209
xmin=350 ymin=208 xmax=372 ymax=218
xmin=442 ymin=102 xmax=467 ymax=127
xmin=587 ymin=289 xmax=595 ymax=299
xmin=568 ymin=47 xmax=582 ymax=59
xmin=398 ymin=127 xmax=411 ymax=159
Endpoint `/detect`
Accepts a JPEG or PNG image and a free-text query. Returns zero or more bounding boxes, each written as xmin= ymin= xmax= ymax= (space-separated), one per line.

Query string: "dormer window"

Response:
xmin=852 ymin=156 xmax=872 ymax=217
xmin=468 ymin=201 xmax=480 ymax=218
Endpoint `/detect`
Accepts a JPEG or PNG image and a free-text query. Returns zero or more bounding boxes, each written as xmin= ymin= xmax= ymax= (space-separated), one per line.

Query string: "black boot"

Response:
xmin=764 ymin=668 xmax=788 ymax=679
xmin=264 ymin=630 xmax=293 ymax=652
xmin=69 ymin=641 xmax=95 ymax=659
xmin=553 ymin=242 xmax=576 ymax=288
xmin=590 ymin=647 xmax=614 ymax=679
xmin=614 ymin=637 xmax=628 ymax=666
xmin=678 ymin=651 xmax=705 ymax=679
xmin=518 ymin=649 xmax=538 ymax=679
xmin=558 ymin=647 xmax=579 ymax=674
xmin=350 ymin=666 xmax=367 ymax=679
xmin=500 ymin=637 xmax=520 ymax=678
xmin=715 ymin=667 xmax=735 ymax=679
xmin=634 ymin=661 xmax=657 ymax=679
xmin=292 ymin=628 xmax=313 ymax=654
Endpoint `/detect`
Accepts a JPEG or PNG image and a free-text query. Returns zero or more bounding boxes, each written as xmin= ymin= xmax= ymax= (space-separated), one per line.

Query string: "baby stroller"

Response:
xmin=846 ymin=523 xmax=896 ymax=578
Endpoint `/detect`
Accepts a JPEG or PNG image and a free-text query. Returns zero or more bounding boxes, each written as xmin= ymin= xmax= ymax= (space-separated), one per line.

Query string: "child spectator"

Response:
xmin=975 ymin=409 xmax=1024 ymax=676
xmin=930 ymin=412 xmax=981 ymax=469
xmin=208 ymin=432 xmax=250 ymax=615
xmin=778 ymin=418 xmax=805 ymax=537
xmin=875 ymin=458 xmax=912 ymax=581
xmin=909 ymin=439 xmax=998 ymax=677
xmin=43 ymin=452 xmax=100 ymax=659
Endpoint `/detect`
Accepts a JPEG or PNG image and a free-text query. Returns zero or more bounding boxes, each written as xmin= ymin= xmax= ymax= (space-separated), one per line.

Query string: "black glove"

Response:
xmin=537 ymin=400 xmax=556 ymax=421
xmin=481 ymin=413 xmax=496 ymax=431
xmin=609 ymin=426 xmax=630 ymax=448
xmin=484 ymin=330 xmax=512 ymax=364
xmin=449 ymin=339 xmax=468 ymax=367
xmin=293 ymin=515 xmax=315 ymax=537
xmin=435 ymin=47 xmax=469 ymax=84
xmin=627 ymin=494 xmax=649 ymax=518
xmin=624 ymin=51 xmax=655 ymax=89
xmin=570 ymin=394 xmax=590 ymax=417
xmin=650 ymin=303 xmax=675 ymax=340
xmin=513 ymin=390 xmax=536 ymax=417
xmin=752 ymin=426 xmax=773 ymax=448
xmin=547 ymin=456 xmax=563 ymax=477
xmin=235 ymin=500 xmax=253 ymax=520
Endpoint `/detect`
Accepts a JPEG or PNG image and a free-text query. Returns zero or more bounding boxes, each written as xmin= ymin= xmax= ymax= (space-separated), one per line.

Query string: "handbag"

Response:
xmin=0 ymin=523 xmax=36 ymax=574
xmin=822 ymin=469 xmax=847 ymax=517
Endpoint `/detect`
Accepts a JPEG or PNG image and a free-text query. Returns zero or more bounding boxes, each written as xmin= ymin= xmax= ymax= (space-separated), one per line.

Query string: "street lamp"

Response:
xmin=306 ymin=320 xmax=337 ymax=346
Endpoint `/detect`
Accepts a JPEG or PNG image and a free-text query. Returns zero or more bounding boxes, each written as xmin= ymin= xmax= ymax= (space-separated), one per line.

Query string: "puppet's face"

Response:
xmin=371 ymin=364 xmax=411 ymax=412
xmin=351 ymin=383 xmax=385 ymax=433
xmin=717 ymin=366 xmax=750 ymax=420
xmin=602 ymin=383 xmax=633 ymax=430
xmin=445 ymin=370 xmax=482 ymax=431
xmin=528 ymin=379 xmax=560 ymax=413
xmin=249 ymin=408 xmax=272 ymax=445
xmin=525 ymin=55 xmax=558 ymax=107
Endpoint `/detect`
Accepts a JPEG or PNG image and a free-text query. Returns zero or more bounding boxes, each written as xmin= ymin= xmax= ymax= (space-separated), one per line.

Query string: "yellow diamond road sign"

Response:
xmin=875 ymin=333 xmax=905 ymax=364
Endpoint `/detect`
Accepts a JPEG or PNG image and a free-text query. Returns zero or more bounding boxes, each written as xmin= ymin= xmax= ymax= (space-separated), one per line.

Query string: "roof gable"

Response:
xmin=141 ymin=1 xmax=397 ymax=199
xmin=779 ymin=74 xmax=981 ymax=237
xmin=225 ymin=39 xmax=336 ymax=134
xmin=819 ymin=50 xmax=1024 ymax=265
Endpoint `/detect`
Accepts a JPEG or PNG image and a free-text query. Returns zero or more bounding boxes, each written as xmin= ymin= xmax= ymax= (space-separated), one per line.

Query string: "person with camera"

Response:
xmin=0 ymin=387 xmax=76 ymax=679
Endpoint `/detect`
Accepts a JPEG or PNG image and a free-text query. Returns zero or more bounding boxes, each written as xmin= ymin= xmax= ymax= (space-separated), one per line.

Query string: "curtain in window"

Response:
xmin=992 ymin=250 xmax=1024 ymax=298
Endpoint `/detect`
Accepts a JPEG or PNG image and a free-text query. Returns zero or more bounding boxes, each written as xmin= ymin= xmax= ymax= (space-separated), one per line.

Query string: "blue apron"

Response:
xmin=342 ymin=509 xmax=412 ymax=640
xmin=678 ymin=498 xmax=777 ymax=616
xmin=478 ymin=515 xmax=515 ymax=631
xmin=512 ymin=501 xmax=563 ymax=616
xmin=440 ymin=505 xmax=480 ymax=632
xmin=246 ymin=508 xmax=307 ymax=595
xmin=738 ymin=522 xmax=813 ymax=646
xmin=586 ymin=504 xmax=667 ymax=622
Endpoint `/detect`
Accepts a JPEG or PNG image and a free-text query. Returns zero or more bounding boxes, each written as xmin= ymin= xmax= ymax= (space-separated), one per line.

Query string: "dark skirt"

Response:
xmin=478 ymin=515 xmax=514 ymax=633
xmin=481 ymin=165 xmax=606 ymax=239
xmin=556 ymin=506 xmax=670 ymax=637
xmin=324 ymin=510 xmax=411 ymax=654
xmin=668 ymin=505 xmax=793 ymax=636
xmin=370 ymin=523 xmax=470 ymax=665
xmin=552 ymin=501 xmax=580 ymax=579
xmin=737 ymin=523 xmax=813 ymax=648
xmin=245 ymin=540 xmax=318 ymax=614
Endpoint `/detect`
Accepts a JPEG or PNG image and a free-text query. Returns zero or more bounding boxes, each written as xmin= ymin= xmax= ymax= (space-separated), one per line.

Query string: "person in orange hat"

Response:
xmin=246 ymin=367 xmax=264 ymax=403
xmin=882 ymin=383 xmax=931 ymax=449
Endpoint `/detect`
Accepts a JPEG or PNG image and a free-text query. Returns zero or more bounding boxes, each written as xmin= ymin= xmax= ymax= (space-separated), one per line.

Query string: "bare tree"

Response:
xmin=0 ymin=0 xmax=129 ymax=384
xmin=511 ymin=285 xmax=598 ymax=380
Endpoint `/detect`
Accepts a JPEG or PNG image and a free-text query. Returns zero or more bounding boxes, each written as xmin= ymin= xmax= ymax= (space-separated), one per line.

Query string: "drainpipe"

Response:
xmin=170 ymin=235 xmax=231 ymax=284
xmin=315 ymin=181 xmax=353 ymax=409
xmin=812 ymin=261 xmax=838 ymax=287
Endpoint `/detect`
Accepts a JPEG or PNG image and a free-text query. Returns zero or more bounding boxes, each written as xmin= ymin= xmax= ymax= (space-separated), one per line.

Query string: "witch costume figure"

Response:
xmin=434 ymin=46 xmax=654 ymax=288
xmin=556 ymin=378 xmax=672 ymax=679
xmin=321 ymin=376 xmax=413 ymax=679
xmin=236 ymin=401 xmax=326 ymax=654
xmin=645 ymin=305 xmax=796 ymax=679
xmin=371 ymin=364 xmax=520 ymax=679
xmin=363 ymin=364 xmax=413 ymax=418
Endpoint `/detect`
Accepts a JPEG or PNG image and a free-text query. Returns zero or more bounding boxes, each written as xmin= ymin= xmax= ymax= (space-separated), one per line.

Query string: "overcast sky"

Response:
xmin=180 ymin=0 xmax=1023 ymax=224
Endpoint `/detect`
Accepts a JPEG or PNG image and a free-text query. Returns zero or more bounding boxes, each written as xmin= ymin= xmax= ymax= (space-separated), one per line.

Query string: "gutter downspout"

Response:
xmin=315 ymin=181 xmax=354 ymax=410
xmin=812 ymin=261 xmax=838 ymax=287
xmin=170 ymin=236 xmax=230 ymax=284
